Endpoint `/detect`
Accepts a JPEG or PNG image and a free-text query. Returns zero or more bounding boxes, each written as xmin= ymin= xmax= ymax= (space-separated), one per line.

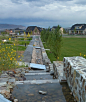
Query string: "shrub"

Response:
xmin=0 ymin=41 xmax=18 ymax=71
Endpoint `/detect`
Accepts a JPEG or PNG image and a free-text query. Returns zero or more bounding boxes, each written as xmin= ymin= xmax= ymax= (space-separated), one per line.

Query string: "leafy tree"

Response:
xmin=63 ymin=28 xmax=66 ymax=34
xmin=41 ymin=29 xmax=46 ymax=42
xmin=24 ymin=32 xmax=27 ymax=41
xmin=41 ymin=25 xmax=62 ymax=60
xmin=52 ymin=25 xmax=62 ymax=60
xmin=1 ymin=31 xmax=6 ymax=36
xmin=47 ymin=30 xmax=54 ymax=49
xmin=74 ymin=28 xmax=76 ymax=34
xmin=19 ymin=31 xmax=20 ymax=35
xmin=30 ymin=31 xmax=32 ymax=35
xmin=27 ymin=32 xmax=30 ymax=37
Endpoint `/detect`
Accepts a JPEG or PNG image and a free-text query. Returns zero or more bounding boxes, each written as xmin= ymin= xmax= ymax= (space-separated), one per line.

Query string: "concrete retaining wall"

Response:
xmin=39 ymin=37 xmax=51 ymax=66
xmin=63 ymin=56 xmax=86 ymax=102
xmin=53 ymin=61 xmax=66 ymax=81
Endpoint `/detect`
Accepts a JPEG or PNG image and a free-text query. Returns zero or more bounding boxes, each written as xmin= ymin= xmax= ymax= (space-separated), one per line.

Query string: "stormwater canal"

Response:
xmin=12 ymin=83 xmax=75 ymax=102
xmin=11 ymin=36 xmax=76 ymax=102
xmin=12 ymin=70 xmax=76 ymax=102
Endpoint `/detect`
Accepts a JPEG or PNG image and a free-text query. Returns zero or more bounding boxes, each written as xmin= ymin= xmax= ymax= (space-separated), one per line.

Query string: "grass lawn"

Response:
xmin=44 ymin=37 xmax=86 ymax=62
xmin=1 ymin=38 xmax=32 ymax=45
xmin=60 ymin=37 xmax=86 ymax=60
xmin=18 ymin=37 xmax=32 ymax=40
xmin=5 ymin=45 xmax=26 ymax=51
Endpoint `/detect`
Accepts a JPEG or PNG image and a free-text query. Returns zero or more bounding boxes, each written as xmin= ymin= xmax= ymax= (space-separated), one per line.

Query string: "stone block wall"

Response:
xmin=63 ymin=56 xmax=86 ymax=102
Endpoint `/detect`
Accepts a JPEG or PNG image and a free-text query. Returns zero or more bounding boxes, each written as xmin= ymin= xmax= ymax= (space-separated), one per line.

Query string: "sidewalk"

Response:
xmin=22 ymin=36 xmax=36 ymax=63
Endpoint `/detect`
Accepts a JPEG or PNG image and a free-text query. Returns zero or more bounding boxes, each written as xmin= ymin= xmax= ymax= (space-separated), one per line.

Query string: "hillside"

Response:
xmin=0 ymin=24 xmax=26 ymax=30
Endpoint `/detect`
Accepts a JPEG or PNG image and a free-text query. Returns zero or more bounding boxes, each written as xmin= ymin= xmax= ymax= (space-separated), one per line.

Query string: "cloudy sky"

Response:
xmin=0 ymin=0 xmax=86 ymax=28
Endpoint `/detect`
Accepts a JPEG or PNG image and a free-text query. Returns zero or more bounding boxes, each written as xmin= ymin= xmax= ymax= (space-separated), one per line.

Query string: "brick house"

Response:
xmin=69 ymin=24 xmax=86 ymax=35
xmin=26 ymin=26 xmax=42 ymax=35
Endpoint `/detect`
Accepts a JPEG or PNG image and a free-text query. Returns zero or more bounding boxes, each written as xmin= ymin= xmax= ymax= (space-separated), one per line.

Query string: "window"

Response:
xmin=75 ymin=26 xmax=80 ymax=29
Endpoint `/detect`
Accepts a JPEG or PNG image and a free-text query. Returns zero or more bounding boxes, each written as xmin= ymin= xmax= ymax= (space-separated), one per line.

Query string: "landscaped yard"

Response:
xmin=44 ymin=37 xmax=86 ymax=62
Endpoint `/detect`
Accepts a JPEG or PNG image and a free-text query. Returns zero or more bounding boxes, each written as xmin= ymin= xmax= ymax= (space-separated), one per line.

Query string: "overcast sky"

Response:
xmin=0 ymin=0 xmax=86 ymax=28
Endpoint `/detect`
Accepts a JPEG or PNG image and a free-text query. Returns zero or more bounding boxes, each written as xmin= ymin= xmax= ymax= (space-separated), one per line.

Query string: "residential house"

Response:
xmin=5 ymin=29 xmax=14 ymax=34
xmin=64 ymin=27 xmax=71 ymax=34
xmin=52 ymin=26 xmax=64 ymax=34
xmin=69 ymin=24 xmax=86 ymax=35
xmin=26 ymin=26 xmax=42 ymax=35
xmin=14 ymin=28 xmax=24 ymax=35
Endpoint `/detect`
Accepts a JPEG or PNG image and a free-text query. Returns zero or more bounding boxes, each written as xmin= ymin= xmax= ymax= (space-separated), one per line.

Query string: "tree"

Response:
xmin=41 ymin=29 xmax=46 ymax=42
xmin=41 ymin=25 xmax=62 ymax=60
xmin=74 ymin=28 xmax=76 ymax=34
xmin=63 ymin=28 xmax=66 ymax=34
xmin=27 ymin=32 xmax=30 ymax=38
xmin=19 ymin=31 xmax=20 ymax=35
xmin=52 ymin=25 xmax=62 ymax=60
xmin=1 ymin=31 xmax=6 ymax=36
xmin=30 ymin=31 xmax=32 ymax=35
xmin=24 ymin=32 xmax=27 ymax=41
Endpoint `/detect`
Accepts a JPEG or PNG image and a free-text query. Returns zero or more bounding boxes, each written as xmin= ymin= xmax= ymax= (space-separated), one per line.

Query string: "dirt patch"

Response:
xmin=16 ymin=51 xmax=24 ymax=56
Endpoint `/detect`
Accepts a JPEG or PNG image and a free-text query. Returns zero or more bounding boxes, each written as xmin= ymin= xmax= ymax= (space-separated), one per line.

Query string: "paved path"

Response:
xmin=22 ymin=36 xmax=36 ymax=63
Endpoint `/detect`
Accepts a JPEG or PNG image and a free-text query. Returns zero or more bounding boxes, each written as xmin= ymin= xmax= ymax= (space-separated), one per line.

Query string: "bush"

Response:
xmin=5 ymin=41 xmax=13 ymax=44
xmin=0 ymin=42 xmax=19 ymax=71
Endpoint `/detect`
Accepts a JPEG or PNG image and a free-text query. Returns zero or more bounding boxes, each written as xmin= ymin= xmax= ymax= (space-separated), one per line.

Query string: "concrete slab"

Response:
xmin=53 ymin=61 xmax=66 ymax=82
xmin=35 ymin=47 xmax=41 ymax=49
xmin=30 ymin=63 xmax=46 ymax=70
xmin=0 ymin=94 xmax=11 ymax=102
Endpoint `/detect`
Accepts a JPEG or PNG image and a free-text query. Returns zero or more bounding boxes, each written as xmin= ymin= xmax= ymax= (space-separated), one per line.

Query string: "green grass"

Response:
xmin=0 ymin=35 xmax=9 ymax=40
xmin=43 ymin=37 xmax=86 ymax=62
xmin=43 ymin=43 xmax=57 ymax=62
xmin=18 ymin=37 xmax=32 ymax=40
xmin=18 ymin=41 xmax=30 ymax=45
xmin=3 ymin=45 xmax=26 ymax=51
xmin=46 ymin=50 xmax=57 ymax=62
xmin=2 ymin=40 xmax=31 ymax=45
xmin=60 ymin=38 xmax=86 ymax=60
xmin=15 ymin=46 xmax=26 ymax=51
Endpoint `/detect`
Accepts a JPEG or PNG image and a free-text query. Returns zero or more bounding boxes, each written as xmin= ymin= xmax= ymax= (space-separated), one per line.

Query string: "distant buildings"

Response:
xmin=26 ymin=26 xmax=67 ymax=35
xmin=5 ymin=28 xmax=25 ymax=36
xmin=69 ymin=24 xmax=86 ymax=35
xmin=0 ymin=25 xmax=74 ymax=36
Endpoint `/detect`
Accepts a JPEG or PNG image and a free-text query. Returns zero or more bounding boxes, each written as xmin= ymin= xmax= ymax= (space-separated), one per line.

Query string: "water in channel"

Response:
xmin=12 ymin=73 xmax=75 ymax=102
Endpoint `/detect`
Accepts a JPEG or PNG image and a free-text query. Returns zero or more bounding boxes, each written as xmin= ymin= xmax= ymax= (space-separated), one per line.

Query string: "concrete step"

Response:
xmin=15 ymin=79 xmax=59 ymax=85
xmin=25 ymin=73 xmax=50 ymax=75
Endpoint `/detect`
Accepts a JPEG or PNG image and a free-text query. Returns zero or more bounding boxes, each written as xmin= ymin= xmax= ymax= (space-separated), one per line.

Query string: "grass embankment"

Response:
xmin=44 ymin=37 xmax=86 ymax=62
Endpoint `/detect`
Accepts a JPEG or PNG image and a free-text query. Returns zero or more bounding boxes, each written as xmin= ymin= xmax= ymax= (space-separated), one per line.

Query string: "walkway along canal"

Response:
xmin=0 ymin=36 xmax=76 ymax=102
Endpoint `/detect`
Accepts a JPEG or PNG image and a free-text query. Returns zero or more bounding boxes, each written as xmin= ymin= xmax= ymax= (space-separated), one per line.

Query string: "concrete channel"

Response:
xmin=0 ymin=35 xmax=76 ymax=102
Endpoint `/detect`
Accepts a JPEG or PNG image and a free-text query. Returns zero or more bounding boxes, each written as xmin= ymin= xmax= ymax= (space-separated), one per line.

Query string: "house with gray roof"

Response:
xmin=26 ymin=26 xmax=43 ymax=35
xmin=52 ymin=26 xmax=64 ymax=34
xmin=69 ymin=24 xmax=86 ymax=35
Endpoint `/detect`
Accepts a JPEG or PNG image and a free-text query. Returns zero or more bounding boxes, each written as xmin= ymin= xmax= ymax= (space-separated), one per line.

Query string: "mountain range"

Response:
xmin=0 ymin=24 xmax=26 ymax=30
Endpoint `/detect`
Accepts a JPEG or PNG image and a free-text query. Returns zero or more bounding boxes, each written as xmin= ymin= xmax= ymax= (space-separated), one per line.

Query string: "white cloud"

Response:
xmin=0 ymin=0 xmax=86 ymax=27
